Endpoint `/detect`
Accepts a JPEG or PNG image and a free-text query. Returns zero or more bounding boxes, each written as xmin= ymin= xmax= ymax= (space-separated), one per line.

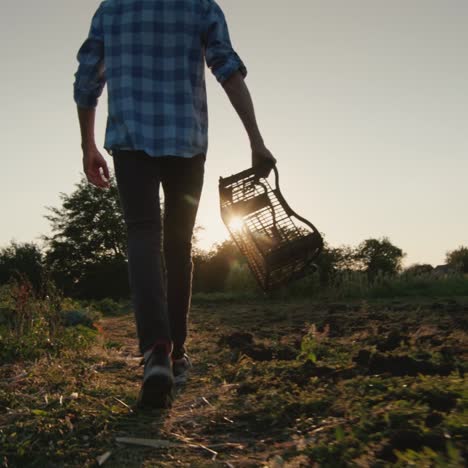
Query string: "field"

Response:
xmin=1 ymin=297 xmax=467 ymax=467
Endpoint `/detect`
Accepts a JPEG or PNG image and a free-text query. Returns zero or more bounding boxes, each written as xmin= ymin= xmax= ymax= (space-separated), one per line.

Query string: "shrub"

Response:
xmin=90 ymin=297 xmax=126 ymax=316
xmin=0 ymin=273 xmax=99 ymax=363
xmin=224 ymin=262 xmax=258 ymax=293
xmin=62 ymin=309 xmax=101 ymax=328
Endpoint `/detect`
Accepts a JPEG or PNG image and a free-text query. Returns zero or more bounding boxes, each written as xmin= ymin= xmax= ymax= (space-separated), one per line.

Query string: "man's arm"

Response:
xmin=77 ymin=106 xmax=97 ymax=152
xmin=222 ymin=70 xmax=276 ymax=173
xmin=77 ymin=106 xmax=110 ymax=189
xmin=202 ymin=0 xmax=276 ymax=175
xmin=73 ymin=1 xmax=109 ymax=189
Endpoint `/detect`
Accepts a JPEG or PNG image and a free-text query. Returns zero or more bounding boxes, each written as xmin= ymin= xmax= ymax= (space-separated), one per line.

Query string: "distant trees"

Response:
xmin=37 ymin=172 xmax=234 ymax=298
xmin=193 ymin=239 xmax=245 ymax=292
xmin=353 ymin=237 xmax=405 ymax=280
xmin=0 ymin=241 xmax=45 ymax=293
xmin=192 ymin=236 xmax=407 ymax=291
xmin=40 ymin=175 xmax=129 ymax=299
xmin=446 ymin=246 xmax=468 ymax=273
xmin=314 ymin=237 xmax=405 ymax=285
xmin=314 ymin=243 xmax=355 ymax=286
xmin=0 ymin=229 xmax=429 ymax=297
xmin=26 ymin=171 xmax=251 ymax=297
xmin=404 ymin=263 xmax=434 ymax=276
xmin=0 ymin=167 xmax=463 ymax=298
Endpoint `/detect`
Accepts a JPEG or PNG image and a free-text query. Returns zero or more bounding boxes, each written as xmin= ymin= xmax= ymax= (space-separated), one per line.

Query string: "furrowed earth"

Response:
xmin=1 ymin=299 xmax=467 ymax=467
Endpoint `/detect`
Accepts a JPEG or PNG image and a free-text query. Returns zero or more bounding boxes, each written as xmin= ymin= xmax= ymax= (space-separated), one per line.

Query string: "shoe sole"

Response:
xmin=173 ymin=358 xmax=192 ymax=386
xmin=137 ymin=369 xmax=175 ymax=409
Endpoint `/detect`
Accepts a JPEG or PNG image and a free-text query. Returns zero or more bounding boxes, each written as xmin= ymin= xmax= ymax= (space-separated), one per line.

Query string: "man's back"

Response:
xmin=74 ymin=0 xmax=247 ymax=158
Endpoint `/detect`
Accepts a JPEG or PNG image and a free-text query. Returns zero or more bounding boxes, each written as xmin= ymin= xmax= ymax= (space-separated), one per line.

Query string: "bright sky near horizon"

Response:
xmin=1 ymin=0 xmax=467 ymax=267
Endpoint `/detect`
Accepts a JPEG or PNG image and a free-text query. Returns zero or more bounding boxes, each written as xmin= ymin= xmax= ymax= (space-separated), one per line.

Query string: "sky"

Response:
xmin=1 ymin=0 xmax=467 ymax=267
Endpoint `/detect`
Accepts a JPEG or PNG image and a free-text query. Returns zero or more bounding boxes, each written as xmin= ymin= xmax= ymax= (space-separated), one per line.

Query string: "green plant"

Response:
xmin=297 ymin=323 xmax=330 ymax=363
xmin=90 ymin=297 xmax=124 ymax=316
xmin=0 ymin=274 xmax=98 ymax=363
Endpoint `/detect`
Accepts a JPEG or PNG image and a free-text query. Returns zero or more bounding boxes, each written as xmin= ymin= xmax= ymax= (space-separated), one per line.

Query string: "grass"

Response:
xmin=221 ymin=265 xmax=468 ymax=302
xmin=0 ymin=278 xmax=467 ymax=466
xmin=0 ymin=276 xmax=100 ymax=363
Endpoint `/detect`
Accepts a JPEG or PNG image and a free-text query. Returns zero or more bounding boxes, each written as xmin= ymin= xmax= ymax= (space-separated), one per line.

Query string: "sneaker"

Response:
xmin=136 ymin=342 xmax=175 ymax=409
xmin=172 ymin=353 xmax=192 ymax=385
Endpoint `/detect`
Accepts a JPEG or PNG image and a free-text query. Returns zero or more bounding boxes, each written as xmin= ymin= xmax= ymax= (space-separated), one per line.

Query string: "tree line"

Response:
xmin=1 ymin=175 xmax=467 ymax=299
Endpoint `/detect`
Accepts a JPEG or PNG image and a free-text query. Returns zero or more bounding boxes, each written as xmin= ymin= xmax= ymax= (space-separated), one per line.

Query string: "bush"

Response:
xmin=368 ymin=273 xmax=468 ymax=298
xmin=89 ymin=297 xmax=129 ymax=316
xmin=0 ymin=241 xmax=45 ymax=293
xmin=224 ymin=262 xmax=258 ymax=293
xmin=0 ymin=274 xmax=99 ymax=363
xmin=62 ymin=309 xmax=101 ymax=328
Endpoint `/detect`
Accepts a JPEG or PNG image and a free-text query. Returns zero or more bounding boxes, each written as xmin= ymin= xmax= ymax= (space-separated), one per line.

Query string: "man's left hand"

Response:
xmin=83 ymin=146 xmax=110 ymax=189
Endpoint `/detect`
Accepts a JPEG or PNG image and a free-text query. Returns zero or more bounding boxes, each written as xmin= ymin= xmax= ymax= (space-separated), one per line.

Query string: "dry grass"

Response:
xmin=1 ymin=299 xmax=467 ymax=467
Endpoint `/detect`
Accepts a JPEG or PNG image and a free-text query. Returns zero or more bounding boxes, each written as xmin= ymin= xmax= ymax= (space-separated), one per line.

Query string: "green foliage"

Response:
xmin=314 ymin=241 xmax=357 ymax=286
xmin=404 ymin=263 xmax=434 ymax=276
xmin=394 ymin=442 xmax=464 ymax=467
xmin=193 ymin=238 xmax=246 ymax=292
xmin=1 ymin=298 xmax=467 ymax=466
xmin=192 ymin=235 xmax=417 ymax=299
xmin=192 ymin=290 xmax=258 ymax=303
xmin=446 ymin=246 xmax=468 ymax=273
xmin=297 ymin=324 xmax=330 ymax=363
xmin=40 ymin=174 xmax=130 ymax=299
xmin=192 ymin=248 xmax=468 ymax=300
xmin=354 ymin=237 xmax=405 ymax=279
xmin=368 ymin=272 xmax=468 ymax=298
xmin=0 ymin=241 xmax=45 ymax=293
xmin=87 ymin=297 xmax=130 ymax=316
xmin=62 ymin=309 xmax=101 ymax=328
xmin=306 ymin=442 xmax=352 ymax=466
xmin=0 ymin=274 xmax=98 ymax=363
xmin=224 ymin=261 xmax=258 ymax=293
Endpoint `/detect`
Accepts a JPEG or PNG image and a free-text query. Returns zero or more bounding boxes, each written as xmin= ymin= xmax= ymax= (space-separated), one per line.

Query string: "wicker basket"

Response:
xmin=219 ymin=164 xmax=323 ymax=291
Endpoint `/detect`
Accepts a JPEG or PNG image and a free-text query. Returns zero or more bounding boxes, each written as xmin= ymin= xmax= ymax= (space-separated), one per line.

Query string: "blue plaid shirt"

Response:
xmin=73 ymin=0 xmax=247 ymax=158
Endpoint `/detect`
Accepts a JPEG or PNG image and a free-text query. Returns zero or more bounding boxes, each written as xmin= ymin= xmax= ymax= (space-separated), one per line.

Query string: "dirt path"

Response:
xmin=96 ymin=309 xmax=274 ymax=467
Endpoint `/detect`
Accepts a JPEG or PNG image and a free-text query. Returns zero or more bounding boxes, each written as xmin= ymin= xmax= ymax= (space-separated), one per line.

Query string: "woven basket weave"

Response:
xmin=219 ymin=164 xmax=323 ymax=291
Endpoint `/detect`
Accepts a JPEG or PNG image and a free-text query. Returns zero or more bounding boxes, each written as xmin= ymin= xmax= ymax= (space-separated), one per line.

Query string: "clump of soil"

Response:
xmin=218 ymin=331 xmax=254 ymax=348
xmin=218 ymin=331 xmax=298 ymax=362
xmin=353 ymin=350 xmax=454 ymax=376
xmin=376 ymin=329 xmax=406 ymax=351
xmin=421 ymin=389 xmax=458 ymax=412
xmin=378 ymin=429 xmax=447 ymax=461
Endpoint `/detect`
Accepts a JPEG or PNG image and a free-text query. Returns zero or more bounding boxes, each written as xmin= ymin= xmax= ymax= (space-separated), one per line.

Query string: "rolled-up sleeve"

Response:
xmin=73 ymin=1 xmax=106 ymax=108
xmin=202 ymin=0 xmax=247 ymax=84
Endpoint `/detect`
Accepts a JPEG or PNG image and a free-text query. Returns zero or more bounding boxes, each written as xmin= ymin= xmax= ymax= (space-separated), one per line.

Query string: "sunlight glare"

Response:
xmin=228 ymin=216 xmax=245 ymax=233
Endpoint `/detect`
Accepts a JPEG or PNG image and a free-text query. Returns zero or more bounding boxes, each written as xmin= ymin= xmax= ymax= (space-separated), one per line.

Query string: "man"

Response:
xmin=73 ymin=0 xmax=276 ymax=409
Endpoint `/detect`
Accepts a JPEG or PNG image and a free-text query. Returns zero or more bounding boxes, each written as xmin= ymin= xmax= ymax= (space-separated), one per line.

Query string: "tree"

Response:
xmin=404 ymin=263 xmax=434 ymax=276
xmin=40 ymin=174 xmax=129 ymax=299
xmin=0 ymin=241 xmax=45 ymax=292
xmin=191 ymin=225 xmax=206 ymax=257
xmin=314 ymin=241 xmax=357 ymax=286
xmin=446 ymin=246 xmax=468 ymax=273
xmin=193 ymin=238 xmax=245 ymax=292
xmin=353 ymin=237 xmax=405 ymax=280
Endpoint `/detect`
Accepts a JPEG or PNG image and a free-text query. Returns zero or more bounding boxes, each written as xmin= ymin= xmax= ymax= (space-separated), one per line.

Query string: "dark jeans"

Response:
xmin=112 ymin=149 xmax=205 ymax=356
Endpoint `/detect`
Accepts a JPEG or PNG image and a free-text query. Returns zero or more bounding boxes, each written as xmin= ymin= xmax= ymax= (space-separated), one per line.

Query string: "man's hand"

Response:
xmin=252 ymin=143 xmax=277 ymax=178
xmin=82 ymin=146 xmax=110 ymax=189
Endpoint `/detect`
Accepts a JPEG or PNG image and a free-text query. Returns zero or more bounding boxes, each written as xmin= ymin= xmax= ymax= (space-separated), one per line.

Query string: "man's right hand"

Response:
xmin=252 ymin=144 xmax=277 ymax=178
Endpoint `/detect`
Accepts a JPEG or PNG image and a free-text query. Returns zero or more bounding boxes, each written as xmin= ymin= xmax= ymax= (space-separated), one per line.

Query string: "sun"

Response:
xmin=228 ymin=216 xmax=245 ymax=233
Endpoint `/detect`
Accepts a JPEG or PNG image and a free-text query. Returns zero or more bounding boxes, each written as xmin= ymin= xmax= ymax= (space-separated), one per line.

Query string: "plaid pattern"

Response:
xmin=73 ymin=0 xmax=247 ymax=158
